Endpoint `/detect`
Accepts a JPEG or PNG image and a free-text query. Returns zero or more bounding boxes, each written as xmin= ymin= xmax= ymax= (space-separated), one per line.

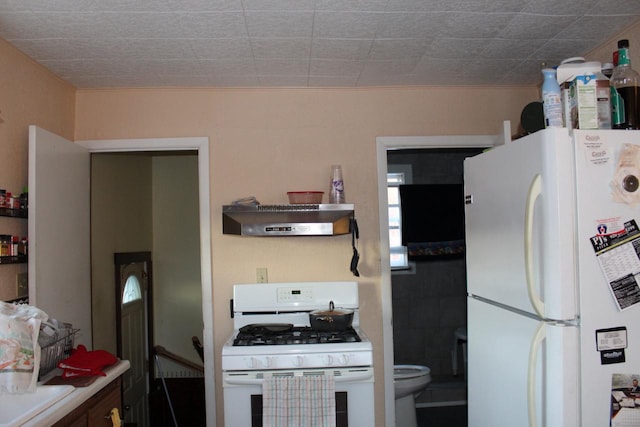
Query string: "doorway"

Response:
xmin=387 ymin=148 xmax=482 ymax=422
xmin=77 ymin=135 xmax=216 ymax=426
xmin=376 ymin=135 xmax=495 ymax=426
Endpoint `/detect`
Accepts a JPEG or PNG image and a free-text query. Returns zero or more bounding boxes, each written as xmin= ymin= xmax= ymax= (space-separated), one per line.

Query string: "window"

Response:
xmin=387 ymin=169 xmax=410 ymax=270
xmin=122 ymin=275 xmax=142 ymax=304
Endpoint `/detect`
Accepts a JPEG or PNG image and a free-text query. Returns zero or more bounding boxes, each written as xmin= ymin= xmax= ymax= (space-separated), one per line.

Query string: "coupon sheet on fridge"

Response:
xmin=590 ymin=219 xmax=640 ymax=311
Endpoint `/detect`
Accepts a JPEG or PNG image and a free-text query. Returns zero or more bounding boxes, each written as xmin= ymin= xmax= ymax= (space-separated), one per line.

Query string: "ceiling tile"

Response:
xmin=498 ymin=14 xmax=579 ymax=39
xmin=86 ymin=0 xmax=173 ymax=12
xmin=166 ymin=0 xmax=242 ymax=12
xmin=480 ymin=38 xmax=548 ymax=59
xmin=521 ymin=0 xmax=599 ymax=15
xmin=7 ymin=38 xmax=113 ymax=60
xmin=309 ymin=59 xmax=364 ymax=76
xmin=587 ymin=0 xmax=640 ymax=15
xmin=556 ymin=14 xmax=640 ymax=41
xmin=440 ymin=12 xmax=516 ymax=38
xmin=245 ymin=11 xmax=314 ymax=38
xmin=0 ymin=0 xmax=99 ymax=12
xmin=251 ymin=38 xmax=312 ymax=59
xmin=360 ymin=58 xmax=420 ymax=79
xmin=532 ymin=39 xmax=605 ymax=64
xmin=369 ymin=39 xmax=431 ymax=60
xmin=315 ymin=0 xmax=388 ymax=12
xmin=104 ymin=12 xmax=184 ymax=38
xmin=190 ymin=38 xmax=253 ymax=59
xmin=425 ymin=38 xmax=493 ymax=59
xmin=176 ymin=11 xmax=247 ymax=38
xmin=0 ymin=13 xmax=40 ymax=38
xmin=385 ymin=0 xmax=526 ymax=13
xmin=311 ymin=38 xmax=372 ymax=60
xmin=254 ymin=58 xmax=309 ymax=74
xmin=313 ymin=11 xmax=382 ymax=38
xmin=242 ymin=0 xmax=315 ymax=11
xmin=501 ymin=59 xmax=547 ymax=85
xmin=114 ymin=39 xmax=196 ymax=59
xmin=375 ymin=12 xmax=448 ymax=39
xmin=196 ymin=58 xmax=256 ymax=74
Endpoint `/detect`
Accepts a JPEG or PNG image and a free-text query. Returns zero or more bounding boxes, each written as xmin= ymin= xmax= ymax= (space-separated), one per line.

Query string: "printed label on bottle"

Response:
xmin=543 ymin=92 xmax=563 ymax=127
xmin=611 ymin=87 xmax=625 ymax=126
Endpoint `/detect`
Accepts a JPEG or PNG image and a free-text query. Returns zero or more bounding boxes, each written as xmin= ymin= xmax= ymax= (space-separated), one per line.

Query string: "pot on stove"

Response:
xmin=309 ymin=301 xmax=354 ymax=331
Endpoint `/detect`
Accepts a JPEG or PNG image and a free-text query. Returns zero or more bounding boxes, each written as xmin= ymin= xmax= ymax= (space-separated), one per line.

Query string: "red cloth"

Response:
xmin=57 ymin=345 xmax=117 ymax=378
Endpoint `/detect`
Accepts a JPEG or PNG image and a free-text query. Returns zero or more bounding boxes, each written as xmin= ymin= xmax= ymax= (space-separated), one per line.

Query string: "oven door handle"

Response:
xmin=224 ymin=369 xmax=373 ymax=386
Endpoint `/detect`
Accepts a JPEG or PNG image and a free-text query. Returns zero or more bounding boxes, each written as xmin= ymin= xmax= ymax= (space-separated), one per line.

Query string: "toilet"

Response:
xmin=394 ymin=364 xmax=431 ymax=427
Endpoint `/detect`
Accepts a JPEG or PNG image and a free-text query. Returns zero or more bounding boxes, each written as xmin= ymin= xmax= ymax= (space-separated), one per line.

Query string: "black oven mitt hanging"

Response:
xmin=350 ymin=217 xmax=360 ymax=277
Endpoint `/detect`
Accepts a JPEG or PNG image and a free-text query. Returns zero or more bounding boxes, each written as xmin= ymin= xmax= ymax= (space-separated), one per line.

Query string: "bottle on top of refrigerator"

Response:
xmin=610 ymin=39 xmax=640 ymax=129
xmin=541 ymin=68 xmax=563 ymax=128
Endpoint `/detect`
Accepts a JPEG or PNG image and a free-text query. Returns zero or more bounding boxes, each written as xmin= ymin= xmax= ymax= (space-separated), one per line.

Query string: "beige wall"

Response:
xmin=74 ymin=85 xmax=537 ymax=425
xmin=0 ymin=38 xmax=75 ymax=302
xmin=90 ymin=153 xmax=153 ymax=353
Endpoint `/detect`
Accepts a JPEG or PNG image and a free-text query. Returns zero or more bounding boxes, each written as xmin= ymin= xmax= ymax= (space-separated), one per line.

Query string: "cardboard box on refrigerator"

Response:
xmin=556 ymin=60 xmax=611 ymax=130
xmin=567 ymin=74 xmax=598 ymax=130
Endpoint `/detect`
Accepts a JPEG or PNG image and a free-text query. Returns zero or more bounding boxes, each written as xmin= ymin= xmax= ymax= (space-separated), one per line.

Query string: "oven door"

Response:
xmin=223 ymin=367 xmax=374 ymax=427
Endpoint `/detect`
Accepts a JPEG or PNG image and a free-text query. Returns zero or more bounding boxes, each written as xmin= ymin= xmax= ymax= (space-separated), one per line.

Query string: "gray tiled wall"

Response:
xmin=392 ymin=257 xmax=467 ymax=375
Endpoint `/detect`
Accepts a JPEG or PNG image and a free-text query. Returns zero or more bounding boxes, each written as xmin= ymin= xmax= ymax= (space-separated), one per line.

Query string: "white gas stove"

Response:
xmin=222 ymin=281 xmax=374 ymax=427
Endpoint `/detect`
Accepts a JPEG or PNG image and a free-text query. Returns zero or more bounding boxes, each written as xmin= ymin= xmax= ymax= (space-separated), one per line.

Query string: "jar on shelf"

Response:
xmin=0 ymin=235 xmax=10 ymax=256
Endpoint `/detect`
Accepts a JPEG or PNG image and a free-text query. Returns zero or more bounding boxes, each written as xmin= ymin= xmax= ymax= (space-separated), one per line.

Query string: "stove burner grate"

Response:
xmin=233 ymin=326 xmax=361 ymax=346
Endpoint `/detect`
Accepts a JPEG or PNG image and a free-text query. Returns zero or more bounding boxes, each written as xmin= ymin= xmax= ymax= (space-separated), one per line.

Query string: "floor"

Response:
xmin=415 ymin=374 xmax=467 ymax=427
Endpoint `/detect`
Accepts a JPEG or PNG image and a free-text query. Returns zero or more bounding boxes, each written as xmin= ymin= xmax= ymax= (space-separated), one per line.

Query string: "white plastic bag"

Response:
xmin=0 ymin=302 xmax=48 ymax=394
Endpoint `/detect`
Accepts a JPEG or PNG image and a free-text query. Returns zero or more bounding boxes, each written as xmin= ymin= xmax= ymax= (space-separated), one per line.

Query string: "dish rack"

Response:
xmin=39 ymin=328 xmax=79 ymax=379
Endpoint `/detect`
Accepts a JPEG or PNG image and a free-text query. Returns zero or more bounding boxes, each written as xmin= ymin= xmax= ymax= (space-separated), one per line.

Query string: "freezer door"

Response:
xmin=468 ymin=297 xmax=579 ymax=427
xmin=464 ymin=128 xmax=577 ymax=320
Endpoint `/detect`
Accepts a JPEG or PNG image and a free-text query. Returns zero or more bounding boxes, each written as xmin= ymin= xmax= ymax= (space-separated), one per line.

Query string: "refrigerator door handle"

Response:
xmin=524 ymin=173 xmax=545 ymax=318
xmin=527 ymin=321 xmax=546 ymax=427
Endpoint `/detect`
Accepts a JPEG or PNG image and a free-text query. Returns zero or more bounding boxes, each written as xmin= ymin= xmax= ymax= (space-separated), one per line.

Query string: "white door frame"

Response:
xmin=376 ymin=135 xmax=495 ymax=426
xmin=77 ymin=136 xmax=215 ymax=427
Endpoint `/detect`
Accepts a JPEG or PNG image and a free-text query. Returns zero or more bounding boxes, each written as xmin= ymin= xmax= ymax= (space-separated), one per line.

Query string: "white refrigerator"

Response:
xmin=464 ymin=128 xmax=640 ymax=427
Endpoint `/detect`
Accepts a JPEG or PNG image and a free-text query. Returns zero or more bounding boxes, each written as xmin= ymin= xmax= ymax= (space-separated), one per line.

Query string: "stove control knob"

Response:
xmin=294 ymin=356 xmax=304 ymax=367
xmin=263 ymin=357 xmax=273 ymax=368
xmin=339 ymin=354 xmax=350 ymax=365
xmin=247 ymin=357 xmax=258 ymax=369
xmin=324 ymin=355 xmax=334 ymax=366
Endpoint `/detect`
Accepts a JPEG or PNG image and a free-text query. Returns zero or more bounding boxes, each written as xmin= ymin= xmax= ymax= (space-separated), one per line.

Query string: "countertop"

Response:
xmin=22 ymin=360 xmax=130 ymax=426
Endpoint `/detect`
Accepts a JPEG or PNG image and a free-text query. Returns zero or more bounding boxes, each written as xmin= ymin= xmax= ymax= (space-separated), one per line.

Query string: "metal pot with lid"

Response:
xmin=309 ymin=301 xmax=354 ymax=331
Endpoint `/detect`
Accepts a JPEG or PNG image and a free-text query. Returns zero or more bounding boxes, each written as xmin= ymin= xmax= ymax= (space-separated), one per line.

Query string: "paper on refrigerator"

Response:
xmin=590 ymin=219 xmax=640 ymax=310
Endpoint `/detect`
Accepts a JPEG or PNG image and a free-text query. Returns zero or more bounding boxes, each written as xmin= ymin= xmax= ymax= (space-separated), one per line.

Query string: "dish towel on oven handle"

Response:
xmin=262 ymin=374 xmax=336 ymax=427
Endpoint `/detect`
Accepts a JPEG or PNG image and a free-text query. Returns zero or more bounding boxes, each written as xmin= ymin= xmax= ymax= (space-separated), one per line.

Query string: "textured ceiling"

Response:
xmin=2 ymin=0 xmax=640 ymax=88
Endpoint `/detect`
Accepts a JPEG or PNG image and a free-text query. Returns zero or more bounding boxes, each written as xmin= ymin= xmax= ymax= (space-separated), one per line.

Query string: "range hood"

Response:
xmin=222 ymin=204 xmax=354 ymax=236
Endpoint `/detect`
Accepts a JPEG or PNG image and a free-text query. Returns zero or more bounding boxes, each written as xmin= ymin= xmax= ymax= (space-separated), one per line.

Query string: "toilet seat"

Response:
xmin=394 ymin=364 xmax=431 ymax=380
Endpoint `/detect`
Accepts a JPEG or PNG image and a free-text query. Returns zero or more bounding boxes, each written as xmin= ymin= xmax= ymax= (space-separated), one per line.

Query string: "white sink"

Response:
xmin=0 ymin=385 xmax=74 ymax=427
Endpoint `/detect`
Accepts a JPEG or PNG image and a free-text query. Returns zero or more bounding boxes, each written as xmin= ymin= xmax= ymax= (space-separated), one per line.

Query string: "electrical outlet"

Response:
xmin=16 ymin=272 xmax=28 ymax=297
xmin=256 ymin=268 xmax=268 ymax=283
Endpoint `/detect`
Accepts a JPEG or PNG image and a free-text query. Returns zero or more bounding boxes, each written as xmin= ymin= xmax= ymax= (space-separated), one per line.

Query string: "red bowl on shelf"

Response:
xmin=287 ymin=191 xmax=324 ymax=204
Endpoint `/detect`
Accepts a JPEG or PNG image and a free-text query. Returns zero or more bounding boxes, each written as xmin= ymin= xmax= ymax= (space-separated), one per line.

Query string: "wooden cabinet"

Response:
xmin=53 ymin=377 xmax=122 ymax=427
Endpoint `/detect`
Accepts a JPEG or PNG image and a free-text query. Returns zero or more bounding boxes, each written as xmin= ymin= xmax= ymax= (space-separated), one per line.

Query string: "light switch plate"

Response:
xmin=256 ymin=268 xmax=268 ymax=283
